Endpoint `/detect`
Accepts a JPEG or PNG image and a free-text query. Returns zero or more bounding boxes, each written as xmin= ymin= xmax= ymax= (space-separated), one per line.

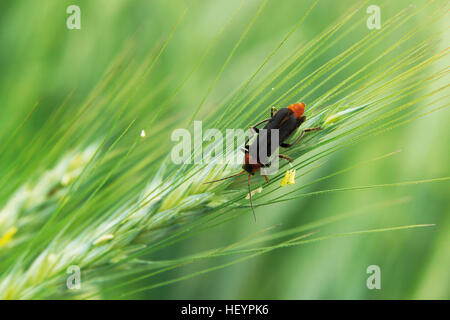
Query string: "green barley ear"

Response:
xmin=0 ymin=145 xmax=98 ymax=249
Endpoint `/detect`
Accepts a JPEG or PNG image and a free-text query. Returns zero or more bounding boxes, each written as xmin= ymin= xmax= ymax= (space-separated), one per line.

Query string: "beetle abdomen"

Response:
xmin=247 ymin=108 xmax=303 ymax=166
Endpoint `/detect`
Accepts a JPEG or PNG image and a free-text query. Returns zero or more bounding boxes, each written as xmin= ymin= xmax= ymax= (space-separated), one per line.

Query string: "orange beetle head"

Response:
xmin=288 ymin=102 xmax=305 ymax=119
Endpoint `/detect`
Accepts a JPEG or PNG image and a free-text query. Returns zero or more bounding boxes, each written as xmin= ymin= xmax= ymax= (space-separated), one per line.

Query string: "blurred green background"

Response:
xmin=0 ymin=0 xmax=448 ymax=299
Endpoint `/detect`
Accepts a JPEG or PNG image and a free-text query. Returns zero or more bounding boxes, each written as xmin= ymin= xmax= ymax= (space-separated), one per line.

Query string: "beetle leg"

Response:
xmin=244 ymin=126 xmax=257 ymax=146
xmin=241 ymin=145 xmax=249 ymax=153
xmin=263 ymin=175 xmax=270 ymax=183
xmin=250 ymin=126 xmax=259 ymax=134
xmin=281 ymin=127 xmax=322 ymax=148
xmin=245 ymin=119 xmax=270 ymax=145
xmin=279 ymin=154 xmax=293 ymax=162
xmin=281 ymin=131 xmax=304 ymax=148
xmin=303 ymin=126 xmax=322 ymax=133
xmin=271 ymin=106 xmax=278 ymax=117
xmin=250 ymin=118 xmax=270 ymax=130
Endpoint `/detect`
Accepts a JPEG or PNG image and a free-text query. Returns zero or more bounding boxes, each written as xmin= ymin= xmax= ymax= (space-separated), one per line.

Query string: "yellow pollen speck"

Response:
xmin=280 ymin=170 xmax=289 ymax=186
xmin=288 ymin=169 xmax=296 ymax=185
xmin=0 ymin=226 xmax=18 ymax=247
xmin=281 ymin=170 xmax=296 ymax=187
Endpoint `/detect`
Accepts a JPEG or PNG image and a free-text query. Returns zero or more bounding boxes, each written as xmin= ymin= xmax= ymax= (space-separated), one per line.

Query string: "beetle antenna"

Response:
xmin=203 ymin=171 xmax=245 ymax=184
xmin=247 ymin=174 xmax=256 ymax=221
